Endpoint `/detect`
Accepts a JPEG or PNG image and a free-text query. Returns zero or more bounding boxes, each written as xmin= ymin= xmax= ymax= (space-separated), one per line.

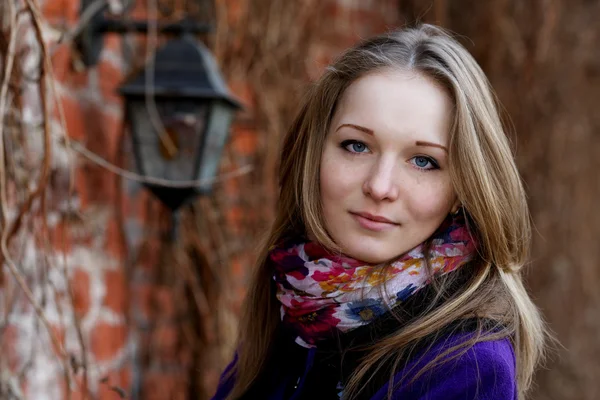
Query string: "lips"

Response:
xmin=350 ymin=211 xmax=399 ymax=231
xmin=352 ymin=212 xmax=397 ymax=224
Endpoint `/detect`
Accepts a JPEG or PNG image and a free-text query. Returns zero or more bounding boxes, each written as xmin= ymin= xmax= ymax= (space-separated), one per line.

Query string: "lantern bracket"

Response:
xmin=75 ymin=0 xmax=214 ymax=67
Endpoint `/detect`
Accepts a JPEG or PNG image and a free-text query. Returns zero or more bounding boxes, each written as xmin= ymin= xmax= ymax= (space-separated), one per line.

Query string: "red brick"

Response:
xmin=153 ymin=286 xmax=176 ymax=319
xmin=139 ymin=192 xmax=159 ymax=223
xmin=42 ymin=0 xmax=78 ymax=24
xmin=307 ymin=44 xmax=338 ymax=80
xmin=58 ymin=378 xmax=71 ymax=400
xmin=76 ymin=104 xmax=123 ymax=162
xmin=71 ymin=113 xmax=120 ymax=203
xmin=231 ymin=284 xmax=247 ymax=315
xmin=122 ymin=190 xmax=153 ymax=228
xmin=132 ymin=283 xmax=153 ymax=321
xmin=139 ymin=191 xmax=157 ymax=221
xmin=102 ymin=34 xmax=122 ymax=58
xmin=132 ymin=285 xmax=180 ymax=324
xmin=225 ymin=205 xmax=243 ymax=233
xmin=228 ymin=79 xmax=255 ymax=110
xmin=73 ymin=166 xmax=91 ymax=209
xmin=48 ymin=324 xmax=66 ymax=356
xmin=68 ymin=68 xmax=90 ymax=90
xmin=51 ymin=45 xmax=89 ymax=89
xmin=74 ymin=163 xmax=113 ymax=206
xmin=230 ymin=126 xmax=258 ymax=156
xmin=90 ymin=322 xmax=128 ymax=362
xmin=104 ymin=218 xmax=126 ymax=259
xmin=42 ymin=0 xmax=65 ymax=20
xmin=136 ymin=237 xmax=162 ymax=271
xmin=153 ymin=323 xmax=180 ymax=361
xmin=321 ymin=3 xmax=384 ymax=40
xmin=63 ymin=374 xmax=94 ymax=400
xmin=142 ymin=371 xmax=187 ymax=400
xmin=97 ymin=368 xmax=131 ymax=400
xmin=103 ymin=269 xmax=127 ymax=314
xmin=56 ymin=94 xmax=87 ymax=141
xmin=0 ymin=325 xmax=20 ymax=371
xmin=71 ymin=268 xmax=91 ymax=318
xmin=49 ymin=219 xmax=72 ymax=254
xmin=97 ymin=60 xmax=124 ymax=105
xmin=120 ymin=191 xmax=136 ymax=221
xmin=230 ymin=255 xmax=245 ymax=280
xmin=348 ymin=8 xmax=378 ymax=24
xmin=222 ymin=173 xmax=240 ymax=198
xmin=225 ymin=0 xmax=243 ymax=25
xmin=99 ymin=112 xmax=124 ymax=159
xmin=129 ymin=1 xmax=148 ymax=20
xmin=323 ymin=1 xmax=342 ymax=19
xmin=51 ymin=46 xmax=72 ymax=84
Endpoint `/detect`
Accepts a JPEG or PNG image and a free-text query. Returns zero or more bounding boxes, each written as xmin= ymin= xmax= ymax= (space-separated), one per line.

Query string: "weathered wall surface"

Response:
xmin=1 ymin=0 xmax=398 ymax=399
xmin=3 ymin=0 xmax=598 ymax=398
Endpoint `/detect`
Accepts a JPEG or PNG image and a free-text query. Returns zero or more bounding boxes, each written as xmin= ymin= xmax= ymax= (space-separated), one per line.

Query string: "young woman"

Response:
xmin=212 ymin=24 xmax=546 ymax=400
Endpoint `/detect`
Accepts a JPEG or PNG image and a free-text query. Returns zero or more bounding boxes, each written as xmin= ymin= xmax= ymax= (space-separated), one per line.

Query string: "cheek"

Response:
xmin=319 ymin=148 xmax=355 ymax=205
xmin=319 ymin=148 xmax=368 ymax=234
xmin=405 ymin=179 xmax=456 ymax=220
xmin=320 ymin=156 xmax=343 ymax=210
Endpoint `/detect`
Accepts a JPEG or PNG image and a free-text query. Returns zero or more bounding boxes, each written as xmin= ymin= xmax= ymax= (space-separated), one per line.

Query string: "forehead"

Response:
xmin=332 ymin=69 xmax=453 ymax=144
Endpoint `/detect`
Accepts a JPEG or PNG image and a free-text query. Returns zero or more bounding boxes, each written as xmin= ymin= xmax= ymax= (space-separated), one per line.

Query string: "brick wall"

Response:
xmin=3 ymin=0 xmax=400 ymax=399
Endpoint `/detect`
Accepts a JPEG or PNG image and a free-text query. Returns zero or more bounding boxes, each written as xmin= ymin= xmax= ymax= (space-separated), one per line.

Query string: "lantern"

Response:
xmin=119 ymin=35 xmax=241 ymax=210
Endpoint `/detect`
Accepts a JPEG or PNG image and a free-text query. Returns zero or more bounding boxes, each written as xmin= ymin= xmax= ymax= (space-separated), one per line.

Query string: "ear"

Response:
xmin=450 ymin=198 xmax=462 ymax=214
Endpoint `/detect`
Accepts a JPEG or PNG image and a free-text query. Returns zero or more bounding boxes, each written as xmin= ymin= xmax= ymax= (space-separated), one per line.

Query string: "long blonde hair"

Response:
xmin=227 ymin=24 xmax=546 ymax=400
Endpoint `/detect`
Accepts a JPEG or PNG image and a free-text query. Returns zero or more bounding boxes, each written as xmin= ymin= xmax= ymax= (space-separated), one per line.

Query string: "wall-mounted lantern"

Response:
xmin=119 ymin=36 xmax=241 ymax=210
xmin=76 ymin=1 xmax=241 ymax=212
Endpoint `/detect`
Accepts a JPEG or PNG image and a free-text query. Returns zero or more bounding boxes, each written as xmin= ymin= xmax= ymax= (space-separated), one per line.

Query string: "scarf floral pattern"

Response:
xmin=270 ymin=216 xmax=477 ymax=348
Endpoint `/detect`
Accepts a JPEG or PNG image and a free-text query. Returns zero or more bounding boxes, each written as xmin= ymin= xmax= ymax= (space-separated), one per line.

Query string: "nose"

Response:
xmin=362 ymin=156 xmax=399 ymax=201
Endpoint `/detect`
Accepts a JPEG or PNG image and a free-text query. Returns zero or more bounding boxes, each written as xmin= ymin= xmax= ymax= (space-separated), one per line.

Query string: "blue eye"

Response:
xmin=411 ymin=156 xmax=438 ymax=170
xmin=341 ymin=140 xmax=370 ymax=154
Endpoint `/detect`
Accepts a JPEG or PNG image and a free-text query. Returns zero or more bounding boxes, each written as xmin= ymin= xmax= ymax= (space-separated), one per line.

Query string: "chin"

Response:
xmin=340 ymin=238 xmax=397 ymax=264
xmin=352 ymin=253 xmax=391 ymax=264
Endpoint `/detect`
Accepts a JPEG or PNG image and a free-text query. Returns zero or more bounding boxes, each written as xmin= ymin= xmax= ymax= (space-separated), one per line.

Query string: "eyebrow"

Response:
xmin=336 ymin=124 xmax=448 ymax=152
xmin=416 ymin=141 xmax=448 ymax=152
xmin=335 ymin=123 xmax=374 ymax=135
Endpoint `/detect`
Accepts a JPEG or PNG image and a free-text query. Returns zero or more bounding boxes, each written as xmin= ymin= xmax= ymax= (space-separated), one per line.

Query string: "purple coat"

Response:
xmin=371 ymin=336 xmax=516 ymax=399
xmin=211 ymin=333 xmax=516 ymax=400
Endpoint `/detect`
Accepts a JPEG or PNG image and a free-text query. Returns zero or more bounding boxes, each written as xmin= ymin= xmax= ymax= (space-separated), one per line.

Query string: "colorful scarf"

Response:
xmin=270 ymin=216 xmax=477 ymax=348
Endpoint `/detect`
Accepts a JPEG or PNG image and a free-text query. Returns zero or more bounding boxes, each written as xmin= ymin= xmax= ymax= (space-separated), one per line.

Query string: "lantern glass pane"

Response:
xmin=196 ymin=101 xmax=236 ymax=193
xmin=129 ymin=99 xmax=209 ymax=181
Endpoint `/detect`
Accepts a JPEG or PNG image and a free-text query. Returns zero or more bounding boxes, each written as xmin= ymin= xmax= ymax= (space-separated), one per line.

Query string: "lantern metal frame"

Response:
xmin=76 ymin=0 xmax=213 ymax=66
xmin=119 ymin=34 xmax=242 ymax=210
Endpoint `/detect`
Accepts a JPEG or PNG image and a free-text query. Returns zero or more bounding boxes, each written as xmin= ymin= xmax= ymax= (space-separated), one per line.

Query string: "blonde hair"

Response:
xmin=227 ymin=24 xmax=546 ymax=400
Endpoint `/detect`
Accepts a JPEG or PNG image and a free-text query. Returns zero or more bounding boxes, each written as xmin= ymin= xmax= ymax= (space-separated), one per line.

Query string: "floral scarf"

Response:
xmin=270 ymin=216 xmax=477 ymax=348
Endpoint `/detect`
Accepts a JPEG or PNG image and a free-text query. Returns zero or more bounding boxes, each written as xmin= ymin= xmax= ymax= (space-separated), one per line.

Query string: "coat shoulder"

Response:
xmin=371 ymin=336 xmax=517 ymax=400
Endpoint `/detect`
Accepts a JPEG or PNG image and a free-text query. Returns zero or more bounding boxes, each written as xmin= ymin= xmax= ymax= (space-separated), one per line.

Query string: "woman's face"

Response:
xmin=319 ymin=69 xmax=459 ymax=264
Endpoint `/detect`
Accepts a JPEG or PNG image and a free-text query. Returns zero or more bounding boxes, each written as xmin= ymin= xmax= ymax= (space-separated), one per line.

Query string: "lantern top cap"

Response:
xmin=119 ymin=35 xmax=242 ymax=109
